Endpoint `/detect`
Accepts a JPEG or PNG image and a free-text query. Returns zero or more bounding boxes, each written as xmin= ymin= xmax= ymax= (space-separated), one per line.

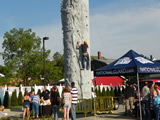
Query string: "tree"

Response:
xmin=37 ymin=89 xmax=41 ymax=96
xmin=110 ymin=87 xmax=115 ymax=97
xmin=46 ymin=52 xmax=64 ymax=84
xmin=95 ymin=87 xmax=98 ymax=96
xmin=25 ymin=88 xmax=28 ymax=94
xmin=101 ymin=87 xmax=105 ymax=96
xmin=1 ymin=28 xmax=50 ymax=85
xmin=3 ymin=90 xmax=10 ymax=108
xmin=91 ymin=87 xmax=93 ymax=92
xmin=31 ymin=86 xmax=35 ymax=92
xmin=11 ymin=89 xmax=18 ymax=106
xmin=118 ymin=86 xmax=122 ymax=95
xmin=97 ymin=86 xmax=101 ymax=96
xmin=114 ymin=87 xmax=118 ymax=97
xmin=0 ymin=65 xmax=12 ymax=78
xmin=18 ymin=86 xmax=23 ymax=106
xmin=0 ymin=65 xmax=12 ymax=85
xmin=106 ymin=87 xmax=110 ymax=96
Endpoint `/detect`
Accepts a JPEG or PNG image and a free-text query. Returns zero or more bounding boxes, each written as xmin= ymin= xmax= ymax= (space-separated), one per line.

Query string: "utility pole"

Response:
xmin=43 ymin=37 xmax=49 ymax=86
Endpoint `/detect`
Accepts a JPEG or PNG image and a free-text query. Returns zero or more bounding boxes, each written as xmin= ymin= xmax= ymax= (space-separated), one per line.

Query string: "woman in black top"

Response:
xmin=50 ymin=85 xmax=60 ymax=120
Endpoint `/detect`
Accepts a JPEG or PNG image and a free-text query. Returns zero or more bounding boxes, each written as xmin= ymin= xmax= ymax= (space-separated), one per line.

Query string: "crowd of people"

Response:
xmin=22 ymin=82 xmax=78 ymax=120
xmin=124 ymin=81 xmax=160 ymax=120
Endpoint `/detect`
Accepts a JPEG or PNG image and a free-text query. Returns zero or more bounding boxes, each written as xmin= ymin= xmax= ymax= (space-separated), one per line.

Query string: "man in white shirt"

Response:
xmin=70 ymin=82 xmax=78 ymax=120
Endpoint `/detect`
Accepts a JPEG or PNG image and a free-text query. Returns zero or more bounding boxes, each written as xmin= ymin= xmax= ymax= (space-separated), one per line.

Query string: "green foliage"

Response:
xmin=97 ymin=86 xmax=101 ymax=96
xmin=18 ymin=89 xmax=23 ymax=106
xmin=1 ymin=117 xmax=21 ymax=120
xmin=3 ymin=90 xmax=10 ymax=108
xmin=114 ymin=87 xmax=118 ymax=96
xmin=91 ymin=56 xmax=115 ymax=62
xmin=31 ymin=86 xmax=35 ymax=92
xmin=62 ymin=87 xmax=65 ymax=94
xmin=0 ymin=117 xmax=12 ymax=120
xmin=95 ymin=87 xmax=98 ymax=96
xmin=118 ymin=86 xmax=122 ymax=95
xmin=25 ymin=88 xmax=28 ymax=94
xmin=91 ymin=87 xmax=93 ymax=92
xmin=1 ymin=28 xmax=65 ymax=86
xmin=1 ymin=28 xmax=47 ymax=85
xmin=11 ymin=89 xmax=18 ymax=106
xmin=0 ymin=66 xmax=12 ymax=86
xmin=110 ymin=87 xmax=115 ymax=97
xmin=46 ymin=52 xmax=64 ymax=84
xmin=101 ymin=87 xmax=105 ymax=96
xmin=106 ymin=87 xmax=110 ymax=96
xmin=37 ymin=89 xmax=41 ymax=96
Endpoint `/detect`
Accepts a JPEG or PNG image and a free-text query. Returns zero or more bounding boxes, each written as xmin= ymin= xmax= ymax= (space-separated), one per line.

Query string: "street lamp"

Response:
xmin=43 ymin=37 xmax=49 ymax=86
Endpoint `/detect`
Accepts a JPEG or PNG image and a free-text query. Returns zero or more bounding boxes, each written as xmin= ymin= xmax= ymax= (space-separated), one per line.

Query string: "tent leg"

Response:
xmin=93 ymin=77 xmax=96 ymax=120
xmin=137 ymin=73 xmax=142 ymax=120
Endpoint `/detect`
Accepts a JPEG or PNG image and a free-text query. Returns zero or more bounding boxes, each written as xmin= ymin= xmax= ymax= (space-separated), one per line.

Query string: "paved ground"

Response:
xmin=4 ymin=105 xmax=137 ymax=120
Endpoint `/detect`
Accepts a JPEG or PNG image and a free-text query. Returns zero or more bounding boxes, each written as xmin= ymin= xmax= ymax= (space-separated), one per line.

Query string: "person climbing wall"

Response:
xmin=77 ymin=40 xmax=89 ymax=70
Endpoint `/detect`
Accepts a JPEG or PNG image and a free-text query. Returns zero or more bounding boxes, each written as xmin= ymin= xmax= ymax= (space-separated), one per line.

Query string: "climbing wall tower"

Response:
xmin=61 ymin=0 xmax=92 ymax=99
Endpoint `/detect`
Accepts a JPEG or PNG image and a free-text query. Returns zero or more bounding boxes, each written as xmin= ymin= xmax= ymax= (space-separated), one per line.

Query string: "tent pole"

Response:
xmin=93 ymin=77 xmax=96 ymax=119
xmin=137 ymin=73 xmax=142 ymax=120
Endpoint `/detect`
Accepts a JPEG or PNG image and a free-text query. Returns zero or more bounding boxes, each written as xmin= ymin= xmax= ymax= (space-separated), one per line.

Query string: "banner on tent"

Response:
xmin=95 ymin=68 xmax=136 ymax=76
xmin=138 ymin=67 xmax=160 ymax=73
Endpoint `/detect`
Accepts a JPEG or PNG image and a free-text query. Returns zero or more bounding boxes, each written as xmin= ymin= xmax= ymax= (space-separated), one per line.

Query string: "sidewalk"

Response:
xmin=5 ymin=105 xmax=136 ymax=120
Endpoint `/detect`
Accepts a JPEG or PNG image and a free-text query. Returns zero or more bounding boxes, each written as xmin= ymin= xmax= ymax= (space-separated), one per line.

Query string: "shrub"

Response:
xmin=91 ymin=87 xmax=93 ymax=92
xmin=106 ymin=87 xmax=110 ymax=96
xmin=18 ymin=91 xmax=23 ymax=106
xmin=114 ymin=87 xmax=118 ymax=96
xmin=97 ymin=86 xmax=101 ymax=96
xmin=11 ymin=89 xmax=18 ymax=106
xmin=3 ymin=90 xmax=10 ymax=108
xmin=95 ymin=87 xmax=98 ymax=97
xmin=118 ymin=86 xmax=122 ymax=95
xmin=110 ymin=88 xmax=115 ymax=97
xmin=31 ymin=86 xmax=35 ymax=92
xmin=37 ymin=89 xmax=41 ymax=96
xmin=101 ymin=87 xmax=105 ymax=96
xmin=25 ymin=88 xmax=28 ymax=94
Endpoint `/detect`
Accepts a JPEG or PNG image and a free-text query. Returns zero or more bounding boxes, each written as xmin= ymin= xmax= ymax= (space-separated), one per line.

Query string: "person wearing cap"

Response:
xmin=141 ymin=82 xmax=151 ymax=120
xmin=77 ymin=40 xmax=89 ymax=70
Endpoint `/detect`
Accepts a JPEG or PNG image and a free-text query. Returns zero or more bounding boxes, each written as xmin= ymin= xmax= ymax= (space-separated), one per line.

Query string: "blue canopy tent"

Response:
xmin=94 ymin=50 xmax=160 ymax=120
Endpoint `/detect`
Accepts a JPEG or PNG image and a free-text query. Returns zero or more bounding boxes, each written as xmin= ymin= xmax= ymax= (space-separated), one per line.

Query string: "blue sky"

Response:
xmin=1 ymin=0 xmax=160 ymax=65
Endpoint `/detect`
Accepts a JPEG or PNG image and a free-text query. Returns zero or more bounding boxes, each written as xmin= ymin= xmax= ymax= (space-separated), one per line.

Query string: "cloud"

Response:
xmin=32 ymin=22 xmax=63 ymax=59
xmin=90 ymin=4 xmax=160 ymax=59
xmin=1 ymin=1 xmax=160 ymax=66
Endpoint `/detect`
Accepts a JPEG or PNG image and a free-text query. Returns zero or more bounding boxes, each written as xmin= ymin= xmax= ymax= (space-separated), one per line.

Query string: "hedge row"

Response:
xmin=2 ymin=87 xmax=41 ymax=108
xmin=93 ymin=86 xmax=125 ymax=97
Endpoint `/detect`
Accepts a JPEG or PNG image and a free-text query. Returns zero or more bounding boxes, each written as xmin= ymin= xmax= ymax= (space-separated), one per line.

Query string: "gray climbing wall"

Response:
xmin=61 ymin=0 xmax=92 ymax=99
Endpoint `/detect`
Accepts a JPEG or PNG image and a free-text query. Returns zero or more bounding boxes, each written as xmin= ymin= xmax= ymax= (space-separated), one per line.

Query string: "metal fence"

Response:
xmin=60 ymin=96 xmax=114 ymax=117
